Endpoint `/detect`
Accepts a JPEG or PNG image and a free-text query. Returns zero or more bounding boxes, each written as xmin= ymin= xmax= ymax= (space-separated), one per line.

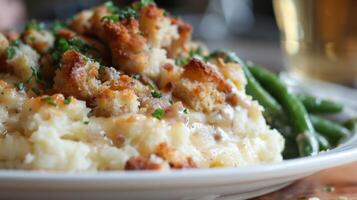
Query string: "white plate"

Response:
xmin=0 ymin=78 xmax=356 ymax=200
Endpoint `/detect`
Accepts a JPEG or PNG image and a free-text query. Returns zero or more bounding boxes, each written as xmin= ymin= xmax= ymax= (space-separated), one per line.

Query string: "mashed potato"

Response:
xmin=0 ymin=1 xmax=284 ymax=171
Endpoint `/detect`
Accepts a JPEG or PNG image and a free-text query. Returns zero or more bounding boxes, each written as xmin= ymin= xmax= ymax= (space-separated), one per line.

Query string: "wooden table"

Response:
xmin=254 ymin=162 xmax=357 ymax=200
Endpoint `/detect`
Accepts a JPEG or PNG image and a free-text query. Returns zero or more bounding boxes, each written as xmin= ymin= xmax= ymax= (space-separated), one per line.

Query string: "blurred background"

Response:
xmin=0 ymin=0 xmax=283 ymax=71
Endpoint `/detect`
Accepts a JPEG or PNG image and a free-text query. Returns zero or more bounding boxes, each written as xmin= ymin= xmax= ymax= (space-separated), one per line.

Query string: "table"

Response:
xmin=254 ymin=162 xmax=357 ymax=200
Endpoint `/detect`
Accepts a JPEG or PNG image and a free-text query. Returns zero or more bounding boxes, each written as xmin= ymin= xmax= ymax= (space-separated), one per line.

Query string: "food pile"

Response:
xmin=0 ymin=0 xmax=353 ymax=171
xmin=0 ymin=1 xmax=285 ymax=171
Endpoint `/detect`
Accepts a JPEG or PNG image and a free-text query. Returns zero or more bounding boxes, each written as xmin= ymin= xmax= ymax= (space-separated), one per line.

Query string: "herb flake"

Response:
xmin=25 ymin=20 xmax=45 ymax=31
xmin=64 ymin=97 xmax=71 ymax=105
xmin=5 ymin=40 xmax=20 ymax=60
xmin=31 ymin=88 xmax=41 ymax=95
xmin=183 ymin=108 xmax=189 ymax=114
xmin=151 ymin=90 xmax=162 ymax=98
xmin=132 ymin=74 xmax=141 ymax=80
xmin=152 ymin=108 xmax=164 ymax=119
xmin=41 ymin=96 xmax=56 ymax=106
xmin=133 ymin=0 xmax=154 ymax=10
xmin=17 ymin=83 xmax=25 ymax=91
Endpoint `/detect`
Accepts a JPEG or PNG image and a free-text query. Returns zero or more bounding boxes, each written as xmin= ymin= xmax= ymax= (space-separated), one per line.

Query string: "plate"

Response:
xmin=0 ymin=77 xmax=356 ymax=200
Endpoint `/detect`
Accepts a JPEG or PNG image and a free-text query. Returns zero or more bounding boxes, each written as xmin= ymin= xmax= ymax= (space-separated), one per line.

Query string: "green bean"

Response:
xmin=249 ymin=64 xmax=319 ymax=156
xmin=297 ymin=94 xmax=343 ymax=114
xmin=343 ymin=118 xmax=357 ymax=132
xmin=282 ymin=137 xmax=299 ymax=159
xmin=243 ymin=65 xmax=284 ymax=118
xmin=310 ymin=115 xmax=350 ymax=146
xmin=315 ymin=132 xmax=331 ymax=151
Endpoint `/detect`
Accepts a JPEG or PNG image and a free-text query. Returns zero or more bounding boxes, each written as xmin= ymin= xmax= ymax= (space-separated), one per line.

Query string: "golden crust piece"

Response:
xmin=172 ymin=58 xmax=235 ymax=112
xmin=124 ymin=155 xmax=165 ymax=170
xmin=102 ymin=19 xmax=149 ymax=74
xmin=139 ymin=4 xmax=179 ymax=48
xmin=94 ymin=74 xmax=141 ymax=117
xmin=157 ymin=63 xmax=183 ymax=90
xmin=213 ymin=58 xmax=247 ymax=91
xmin=93 ymin=88 xmax=139 ymax=117
xmin=53 ymin=50 xmax=102 ymax=101
xmin=166 ymin=17 xmax=192 ymax=58
xmin=181 ymin=58 xmax=232 ymax=93
xmin=139 ymin=4 xmax=165 ymax=47
xmin=155 ymin=143 xmax=196 ymax=169
xmin=90 ymin=6 xmax=151 ymax=75
xmin=89 ymin=5 xmax=111 ymax=39
xmin=21 ymin=29 xmax=55 ymax=54
xmin=69 ymin=10 xmax=94 ymax=35
xmin=173 ymin=78 xmax=225 ymax=113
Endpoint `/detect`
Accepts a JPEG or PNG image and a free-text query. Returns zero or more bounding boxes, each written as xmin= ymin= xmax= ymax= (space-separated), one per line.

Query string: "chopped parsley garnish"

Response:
xmin=133 ymin=0 xmax=154 ymax=10
xmin=175 ymin=47 xmax=207 ymax=66
xmin=51 ymin=20 xmax=68 ymax=33
xmin=64 ymin=97 xmax=71 ymax=105
xmin=82 ymin=56 xmax=90 ymax=64
xmin=101 ymin=15 xmax=120 ymax=22
xmin=5 ymin=40 xmax=20 ymax=60
xmin=51 ymin=37 xmax=91 ymax=64
xmin=152 ymin=108 xmax=164 ymax=119
xmin=68 ymin=38 xmax=91 ymax=53
xmin=6 ymin=47 xmax=16 ymax=60
xmin=151 ymin=90 xmax=162 ymax=98
xmin=83 ymin=121 xmax=90 ymax=125
xmin=169 ymin=99 xmax=174 ymax=104
xmin=102 ymin=1 xmax=139 ymax=22
xmin=163 ymin=10 xmax=170 ymax=16
xmin=15 ymin=67 xmax=43 ymax=92
xmin=31 ymin=88 xmax=41 ymax=95
xmin=132 ymin=74 xmax=141 ymax=80
xmin=31 ymin=67 xmax=43 ymax=83
xmin=25 ymin=20 xmax=45 ymax=31
xmin=29 ymin=36 xmax=36 ymax=42
xmin=175 ymin=57 xmax=187 ymax=66
xmin=105 ymin=1 xmax=119 ymax=13
xmin=183 ymin=108 xmax=189 ymax=114
xmin=41 ymin=96 xmax=56 ymax=106
xmin=120 ymin=7 xmax=138 ymax=19
xmin=17 ymin=83 xmax=25 ymax=91
xmin=147 ymin=80 xmax=157 ymax=90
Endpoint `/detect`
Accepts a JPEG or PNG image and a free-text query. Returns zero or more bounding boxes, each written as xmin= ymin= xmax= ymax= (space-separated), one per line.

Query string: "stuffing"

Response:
xmin=5 ymin=41 xmax=40 ymax=81
xmin=93 ymin=88 xmax=140 ymax=117
xmin=100 ymin=19 xmax=150 ymax=75
xmin=166 ymin=17 xmax=192 ymax=58
xmin=157 ymin=63 xmax=183 ymax=90
xmin=69 ymin=10 xmax=94 ymax=35
xmin=0 ymin=80 xmax=27 ymax=134
xmin=173 ymin=78 xmax=225 ymax=113
xmin=139 ymin=4 xmax=179 ymax=48
xmin=55 ymin=28 xmax=111 ymax=65
xmin=181 ymin=58 xmax=232 ymax=93
xmin=22 ymin=29 xmax=55 ymax=54
xmin=212 ymin=58 xmax=247 ymax=91
xmin=99 ymin=66 xmax=121 ymax=82
xmin=173 ymin=58 xmax=233 ymax=112
xmin=0 ymin=1 xmax=284 ymax=171
xmin=53 ymin=50 xmax=102 ymax=101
